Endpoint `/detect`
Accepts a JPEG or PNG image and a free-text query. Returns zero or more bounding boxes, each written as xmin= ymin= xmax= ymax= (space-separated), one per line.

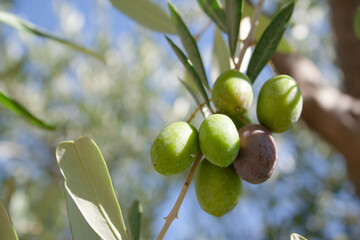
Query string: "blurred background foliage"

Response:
xmin=0 ymin=0 xmax=359 ymax=239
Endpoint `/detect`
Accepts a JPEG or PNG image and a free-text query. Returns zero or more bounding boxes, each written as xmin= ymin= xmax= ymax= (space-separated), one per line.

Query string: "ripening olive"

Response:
xmin=195 ymin=159 xmax=242 ymax=217
xmin=233 ymin=124 xmax=278 ymax=184
xmin=151 ymin=122 xmax=200 ymax=175
xmin=257 ymin=75 xmax=303 ymax=133
xmin=212 ymin=70 xmax=253 ymax=116
xmin=199 ymin=114 xmax=239 ymax=167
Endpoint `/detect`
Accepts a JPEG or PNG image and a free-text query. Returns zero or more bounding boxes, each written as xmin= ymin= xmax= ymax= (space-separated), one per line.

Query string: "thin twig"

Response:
xmin=194 ymin=21 xmax=212 ymax=42
xmin=156 ymin=153 xmax=203 ymax=240
xmin=235 ymin=0 xmax=264 ymax=70
xmin=187 ymin=99 xmax=213 ymax=123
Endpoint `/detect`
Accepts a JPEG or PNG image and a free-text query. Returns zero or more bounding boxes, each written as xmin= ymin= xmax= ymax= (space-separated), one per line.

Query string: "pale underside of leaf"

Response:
xmin=213 ymin=27 xmax=231 ymax=78
xmin=65 ymin=188 xmax=100 ymax=240
xmin=0 ymin=11 xmax=104 ymax=61
xmin=290 ymin=233 xmax=308 ymax=240
xmin=110 ymin=0 xmax=176 ymax=34
xmin=56 ymin=137 xmax=128 ymax=240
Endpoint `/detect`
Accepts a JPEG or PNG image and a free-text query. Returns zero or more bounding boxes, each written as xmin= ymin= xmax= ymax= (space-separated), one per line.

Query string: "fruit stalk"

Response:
xmin=156 ymin=152 xmax=203 ymax=240
xmin=235 ymin=0 xmax=264 ymax=70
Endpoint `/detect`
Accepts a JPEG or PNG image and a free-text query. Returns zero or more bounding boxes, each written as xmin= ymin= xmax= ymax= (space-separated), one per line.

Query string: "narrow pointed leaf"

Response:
xmin=126 ymin=200 xmax=142 ymax=240
xmin=165 ymin=36 xmax=212 ymax=110
xmin=109 ymin=0 xmax=176 ymax=34
xmin=179 ymin=77 xmax=202 ymax=106
xmin=56 ymin=137 xmax=129 ymax=240
xmin=0 ymin=11 xmax=104 ymax=62
xmin=225 ymin=0 xmax=243 ymax=57
xmin=65 ymin=188 xmax=100 ymax=240
xmin=0 ymin=201 xmax=19 ymax=240
xmin=354 ymin=8 xmax=360 ymax=39
xmin=0 ymin=90 xmax=55 ymax=130
xmin=291 ymin=233 xmax=307 ymax=240
xmin=213 ymin=27 xmax=231 ymax=75
xmin=243 ymin=2 xmax=293 ymax=53
xmin=247 ymin=3 xmax=294 ymax=83
xmin=197 ymin=0 xmax=227 ymax=32
xmin=168 ymin=2 xmax=209 ymax=90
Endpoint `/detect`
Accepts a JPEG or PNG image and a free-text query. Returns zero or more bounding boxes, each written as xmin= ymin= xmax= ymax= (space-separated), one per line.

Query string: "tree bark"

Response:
xmin=271 ymin=0 xmax=360 ymax=195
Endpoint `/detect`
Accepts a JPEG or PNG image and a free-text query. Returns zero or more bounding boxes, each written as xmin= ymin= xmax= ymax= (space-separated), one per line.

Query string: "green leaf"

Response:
xmin=197 ymin=0 xmax=227 ymax=32
xmin=0 ymin=89 xmax=55 ymax=130
xmin=290 ymin=233 xmax=307 ymax=240
xmin=213 ymin=27 xmax=231 ymax=76
xmin=225 ymin=0 xmax=243 ymax=57
xmin=168 ymin=2 xmax=210 ymax=90
xmin=179 ymin=77 xmax=202 ymax=106
xmin=56 ymin=137 xmax=129 ymax=240
xmin=243 ymin=2 xmax=293 ymax=54
xmin=109 ymin=0 xmax=176 ymax=34
xmin=65 ymin=188 xmax=100 ymax=240
xmin=0 ymin=11 xmax=104 ymax=62
xmin=165 ymin=35 xmax=212 ymax=111
xmin=354 ymin=8 xmax=360 ymax=39
xmin=126 ymin=200 xmax=142 ymax=240
xmin=247 ymin=2 xmax=294 ymax=83
xmin=0 ymin=201 xmax=19 ymax=240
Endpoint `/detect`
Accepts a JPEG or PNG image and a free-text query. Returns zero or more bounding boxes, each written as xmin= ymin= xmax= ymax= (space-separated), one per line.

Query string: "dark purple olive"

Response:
xmin=233 ymin=124 xmax=278 ymax=184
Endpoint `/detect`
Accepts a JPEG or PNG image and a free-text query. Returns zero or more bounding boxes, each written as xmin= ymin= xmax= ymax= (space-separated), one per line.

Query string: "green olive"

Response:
xmin=199 ymin=114 xmax=239 ymax=167
xmin=195 ymin=159 xmax=242 ymax=217
xmin=151 ymin=122 xmax=200 ymax=175
xmin=212 ymin=70 xmax=253 ymax=116
xmin=257 ymin=75 xmax=303 ymax=133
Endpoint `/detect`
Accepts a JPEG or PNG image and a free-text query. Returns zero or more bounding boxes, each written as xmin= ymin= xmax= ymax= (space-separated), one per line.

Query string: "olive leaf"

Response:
xmin=65 ymin=188 xmax=100 ymax=240
xmin=168 ymin=2 xmax=210 ymax=90
xmin=56 ymin=137 xmax=129 ymax=240
xmin=290 ymin=233 xmax=307 ymax=240
xmin=354 ymin=8 xmax=360 ymax=39
xmin=0 ymin=201 xmax=19 ymax=240
xmin=109 ymin=0 xmax=176 ymax=34
xmin=197 ymin=0 xmax=227 ymax=32
xmin=243 ymin=2 xmax=294 ymax=53
xmin=247 ymin=2 xmax=294 ymax=83
xmin=225 ymin=0 xmax=243 ymax=57
xmin=0 ymin=11 xmax=104 ymax=62
xmin=213 ymin=27 xmax=231 ymax=76
xmin=126 ymin=200 xmax=142 ymax=240
xmin=0 ymin=89 xmax=55 ymax=130
xmin=165 ymin=35 xmax=212 ymax=111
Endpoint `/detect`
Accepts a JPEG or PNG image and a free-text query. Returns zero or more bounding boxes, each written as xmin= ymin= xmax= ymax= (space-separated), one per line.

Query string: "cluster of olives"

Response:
xmin=151 ymin=70 xmax=303 ymax=217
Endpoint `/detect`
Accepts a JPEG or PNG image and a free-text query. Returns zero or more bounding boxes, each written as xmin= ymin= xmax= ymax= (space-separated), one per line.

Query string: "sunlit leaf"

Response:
xmin=165 ymin=35 xmax=212 ymax=111
xmin=225 ymin=0 xmax=243 ymax=57
xmin=291 ymin=233 xmax=307 ymax=240
xmin=0 ymin=89 xmax=55 ymax=130
xmin=0 ymin=11 xmax=104 ymax=62
xmin=197 ymin=0 xmax=227 ymax=32
xmin=56 ymin=137 xmax=129 ymax=240
xmin=65 ymin=188 xmax=100 ymax=240
xmin=354 ymin=8 xmax=360 ymax=39
xmin=247 ymin=2 xmax=294 ymax=83
xmin=213 ymin=27 xmax=231 ymax=76
xmin=109 ymin=0 xmax=176 ymax=34
xmin=168 ymin=2 xmax=210 ymax=90
xmin=0 ymin=201 xmax=18 ymax=240
xmin=243 ymin=2 xmax=294 ymax=53
xmin=126 ymin=200 xmax=142 ymax=240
